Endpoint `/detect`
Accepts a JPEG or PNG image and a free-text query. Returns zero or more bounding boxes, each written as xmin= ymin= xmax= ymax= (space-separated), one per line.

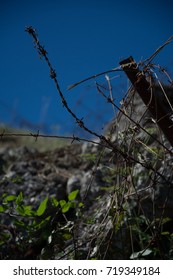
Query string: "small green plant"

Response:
xmin=0 ymin=189 xmax=81 ymax=259
xmin=128 ymin=215 xmax=173 ymax=260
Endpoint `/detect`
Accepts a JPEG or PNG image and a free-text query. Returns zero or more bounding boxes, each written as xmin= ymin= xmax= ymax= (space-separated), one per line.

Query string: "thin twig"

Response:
xmin=143 ymin=35 xmax=173 ymax=66
xmin=67 ymin=67 xmax=122 ymax=90
xmin=68 ymin=35 xmax=173 ymax=93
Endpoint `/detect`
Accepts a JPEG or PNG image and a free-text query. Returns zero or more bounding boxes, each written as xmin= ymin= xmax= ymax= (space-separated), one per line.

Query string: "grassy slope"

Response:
xmin=0 ymin=124 xmax=68 ymax=152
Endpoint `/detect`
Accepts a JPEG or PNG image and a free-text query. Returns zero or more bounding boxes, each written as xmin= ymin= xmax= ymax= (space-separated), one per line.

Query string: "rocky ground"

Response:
xmin=0 ymin=142 xmax=85 ymax=206
xmin=1 ymin=84 xmax=173 ymax=259
xmin=0 ymin=135 xmax=117 ymax=259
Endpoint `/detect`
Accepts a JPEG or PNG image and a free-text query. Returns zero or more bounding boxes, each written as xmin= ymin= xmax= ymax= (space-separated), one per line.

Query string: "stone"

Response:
xmin=1 ymin=83 xmax=173 ymax=259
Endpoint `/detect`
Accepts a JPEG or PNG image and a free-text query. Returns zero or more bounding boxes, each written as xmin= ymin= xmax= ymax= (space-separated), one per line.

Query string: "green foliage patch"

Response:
xmin=0 ymin=189 xmax=81 ymax=259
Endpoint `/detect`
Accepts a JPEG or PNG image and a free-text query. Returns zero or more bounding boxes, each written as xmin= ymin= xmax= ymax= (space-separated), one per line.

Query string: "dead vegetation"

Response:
xmin=0 ymin=29 xmax=173 ymax=259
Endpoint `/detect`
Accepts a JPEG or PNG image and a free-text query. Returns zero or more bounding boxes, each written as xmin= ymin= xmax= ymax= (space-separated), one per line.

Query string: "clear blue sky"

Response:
xmin=0 ymin=0 xmax=173 ymax=138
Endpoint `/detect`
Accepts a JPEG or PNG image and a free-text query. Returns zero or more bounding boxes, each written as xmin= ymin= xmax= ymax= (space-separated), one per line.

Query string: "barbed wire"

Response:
xmin=0 ymin=130 xmax=109 ymax=148
xmin=1 ymin=27 xmax=172 ymax=180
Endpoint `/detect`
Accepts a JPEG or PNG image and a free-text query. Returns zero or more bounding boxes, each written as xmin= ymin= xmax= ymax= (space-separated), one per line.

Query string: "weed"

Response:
xmin=0 ymin=190 xmax=80 ymax=259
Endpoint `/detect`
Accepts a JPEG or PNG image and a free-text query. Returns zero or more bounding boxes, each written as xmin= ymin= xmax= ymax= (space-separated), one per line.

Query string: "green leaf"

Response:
xmin=14 ymin=220 xmax=26 ymax=227
xmin=63 ymin=233 xmax=72 ymax=240
xmin=36 ymin=197 xmax=48 ymax=216
xmin=16 ymin=205 xmax=25 ymax=215
xmin=78 ymin=202 xmax=84 ymax=208
xmin=16 ymin=192 xmax=23 ymax=205
xmin=23 ymin=205 xmax=33 ymax=216
xmin=0 ymin=232 xmax=11 ymax=244
xmin=61 ymin=201 xmax=71 ymax=213
xmin=0 ymin=205 xmax=4 ymax=212
xmin=51 ymin=196 xmax=59 ymax=207
xmin=3 ymin=195 xmax=16 ymax=203
xmin=16 ymin=204 xmax=33 ymax=216
xmin=32 ymin=216 xmax=51 ymax=230
xmin=68 ymin=189 xmax=79 ymax=201
xmin=60 ymin=200 xmax=66 ymax=207
xmin=161 ymin=231 xmax=170 ymax=236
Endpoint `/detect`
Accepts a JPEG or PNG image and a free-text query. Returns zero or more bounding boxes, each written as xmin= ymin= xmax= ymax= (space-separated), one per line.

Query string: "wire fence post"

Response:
xmin=120 ymin=56 xmax=173 ymax=148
